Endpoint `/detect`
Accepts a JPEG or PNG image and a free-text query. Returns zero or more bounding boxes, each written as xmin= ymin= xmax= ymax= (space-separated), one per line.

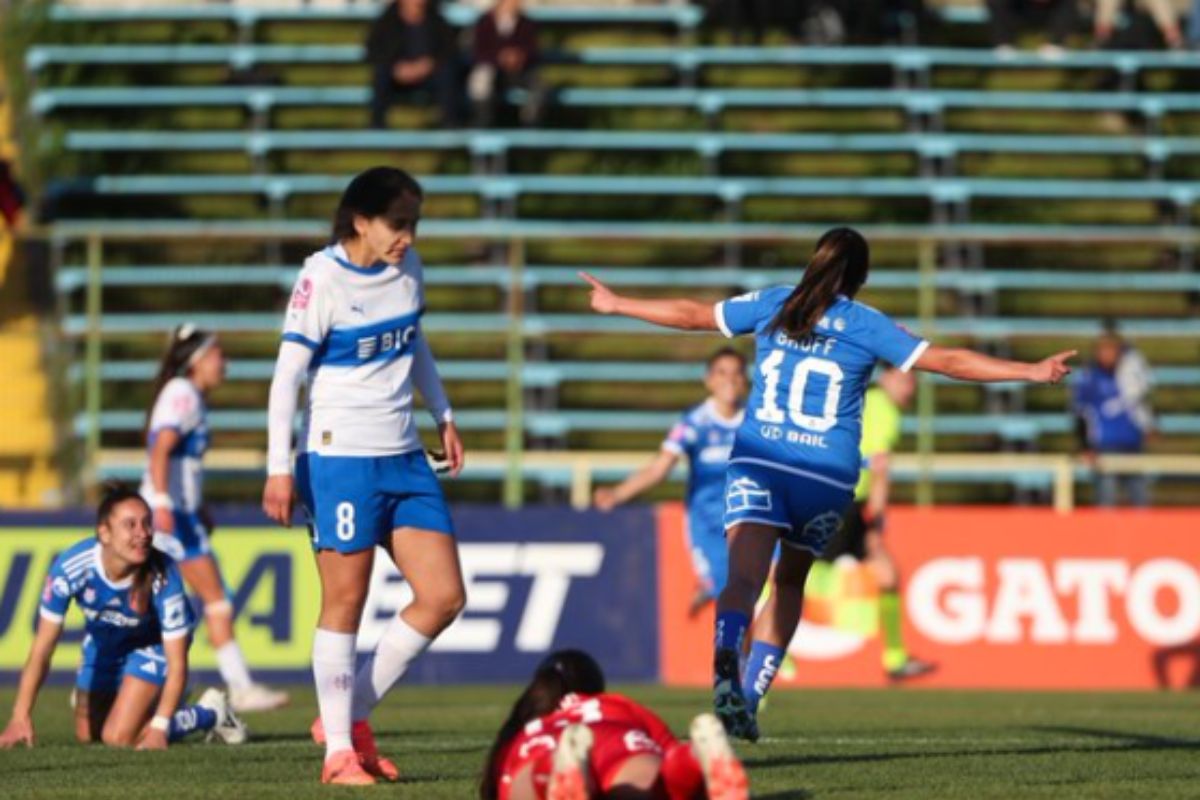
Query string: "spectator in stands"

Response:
xmin=835 ymin=0 xmax=938 ymax=45
xmin=468 ymin=0 xmax=544 ymax=127
xmin=985 ymin=0 xmax=1077 ymax=56
xmin=1094 ymin=0 xmax=1185 ymax=49
xmin=1073 ymin=320 xmax=1155 ymax=507
xmin=366 ymin=0 xmax=464 ymax=129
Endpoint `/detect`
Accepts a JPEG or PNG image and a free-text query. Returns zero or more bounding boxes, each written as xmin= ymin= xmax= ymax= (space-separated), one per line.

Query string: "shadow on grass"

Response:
xmin=752 ymin=791 xmax=814 ymax=800
xmin=744 ymin=724 xmax=1200 ymax=772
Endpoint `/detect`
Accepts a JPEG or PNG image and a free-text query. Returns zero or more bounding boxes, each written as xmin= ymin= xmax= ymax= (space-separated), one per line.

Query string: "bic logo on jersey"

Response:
xmin=355 ymin=323 xmax=417 ymax=361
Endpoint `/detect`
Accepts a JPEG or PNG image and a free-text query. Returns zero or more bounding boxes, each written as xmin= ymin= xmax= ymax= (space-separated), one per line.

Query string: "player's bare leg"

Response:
xmin=713 ymin=523 xmax=778 ymax=741
xmin=73 ymin=689 xmax=115 ymax=743
xmin=181 ymin=555 xmax=288 ymax=712
xmin=100 ymin=675 xmax=160 ymax=747
xmin=314 ymin=548 xmax=375 ymax=785
xmin=606 ymin=754 xmax=664 ymax=799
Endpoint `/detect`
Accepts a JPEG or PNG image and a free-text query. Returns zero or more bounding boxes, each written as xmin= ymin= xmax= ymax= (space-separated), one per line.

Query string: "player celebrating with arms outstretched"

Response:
xmin=0 ymin=483 xmax=245 ymax=750
xmin=262 ymin=167 xmax=466 ymax=784
xmin=581 ymin=227 xmax=1074 ymax=740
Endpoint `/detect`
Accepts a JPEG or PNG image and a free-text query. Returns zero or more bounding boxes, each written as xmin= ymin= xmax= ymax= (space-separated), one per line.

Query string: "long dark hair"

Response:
xmin=146 ymin=323 xmax=215 ymax=436
xmin=331 ymin=166 xmax=424 ymax=242
xmin=95 ymin=481 xmax=166 ymax=616
xmin=479 ymin=650 xmax=607 ymax=800
xmin=770 ymin=226 xmax=870 ymax=341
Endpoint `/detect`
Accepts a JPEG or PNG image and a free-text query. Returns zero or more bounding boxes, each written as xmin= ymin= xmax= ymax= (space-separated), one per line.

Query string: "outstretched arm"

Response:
xmin=594 ymin=450 xmax=680 ymax=511
xmin=580 ymin=272 xmax=717 ymax=332
xmin=915 ymin=345 xmax=1076 ymax=384
xmin=0 ymin=617 xmax=62 ymax=748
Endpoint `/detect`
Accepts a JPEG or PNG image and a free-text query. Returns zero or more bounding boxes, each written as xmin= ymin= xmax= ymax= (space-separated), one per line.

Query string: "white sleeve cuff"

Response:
xmin=161 ymin=628 xmax=190 ymax=641
xmin=38 ymin=608 xmax=64 ymax=624
xmin=661 ymin=441 xmax=685 ymax=455
xmin=714 ymin=302 xmax=734 ymax=338
xmin=898 ymin=340 xmax=930 ymax=373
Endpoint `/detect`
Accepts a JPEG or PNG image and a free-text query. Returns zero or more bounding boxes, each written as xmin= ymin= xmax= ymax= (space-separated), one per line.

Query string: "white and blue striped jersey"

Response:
xmin=279 ymin=243 xmax=438 ymax=459
xmin=39 ymin=538 xmax=192 ymax=656
xmin=714 ymin=287 xmax=928 ymax=489
xmin=140 ymin=377 xmax=208 ymax=512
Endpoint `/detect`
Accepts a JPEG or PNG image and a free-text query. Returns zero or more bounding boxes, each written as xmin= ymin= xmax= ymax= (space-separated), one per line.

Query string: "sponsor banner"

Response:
xmin=0 ymin=507 xmax=659 ymax=684
xmin=658 ymin=505 xmax=1200 ymax=689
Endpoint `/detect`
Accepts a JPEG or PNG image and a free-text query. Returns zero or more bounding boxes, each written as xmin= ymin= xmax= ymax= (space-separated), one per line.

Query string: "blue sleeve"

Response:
xmin=38 ymin=556 xmax=72 ymax=623
xmin=858 ymin=307 xmax=929 ymax=372
xmin=714 ymin=289 xmax=779 ymax=338
xmin=153 ymin=562 xmax=192 ymax=641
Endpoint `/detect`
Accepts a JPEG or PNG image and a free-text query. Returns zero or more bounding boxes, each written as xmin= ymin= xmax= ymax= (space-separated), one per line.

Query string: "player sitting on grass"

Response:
xmin=481 ymin=649 xmax=749 ymax=800
xmin=0 ymin=482 xmax=245 ymax=749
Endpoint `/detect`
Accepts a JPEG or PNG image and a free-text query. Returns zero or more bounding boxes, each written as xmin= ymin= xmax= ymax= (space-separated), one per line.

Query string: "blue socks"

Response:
xmin=715 ymin=610 xmax=749 ymax=655
xmin=741 ymin=640 xmax=786 ymax=715
xmin=168 ymin=704 xmax=218 ymax=742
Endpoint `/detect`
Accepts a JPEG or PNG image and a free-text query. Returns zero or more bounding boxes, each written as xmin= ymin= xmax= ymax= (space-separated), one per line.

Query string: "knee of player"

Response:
xmin=204 ymin=598 xmax=233 ymax=620
xmin=100 ymin=724 xmax=135 ymax=748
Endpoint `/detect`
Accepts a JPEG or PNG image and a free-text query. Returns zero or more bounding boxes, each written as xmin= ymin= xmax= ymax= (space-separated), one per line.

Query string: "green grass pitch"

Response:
xmin=1 ymin=686 xmax=1197 ymax=798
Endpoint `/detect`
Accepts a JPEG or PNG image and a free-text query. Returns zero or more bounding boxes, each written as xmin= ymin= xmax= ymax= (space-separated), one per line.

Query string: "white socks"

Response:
xmin=312 ymin=628 xmax=356 ymax=758
xmin=351 ymin=616 xmax=432 ymax=723
xmin=215 ymin=641 xmax=254 ymax=692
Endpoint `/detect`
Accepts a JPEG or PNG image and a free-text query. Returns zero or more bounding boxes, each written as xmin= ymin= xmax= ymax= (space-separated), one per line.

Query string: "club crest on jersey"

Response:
xmin=726 ymin=477 xmax=772 ymax=513
xmin=290 ymin=277 xmax=313 ymax=310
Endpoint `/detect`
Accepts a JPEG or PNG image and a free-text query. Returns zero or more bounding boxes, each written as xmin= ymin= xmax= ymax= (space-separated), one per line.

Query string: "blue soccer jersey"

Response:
xmin=714 ymin=287 xmax=928 ymax=490
xmin=662 ymin=400 xmax=743 ymax=590
xmin=39 ymin=538 xmax=192 ymax=658
xmin=663 ymin=399 xmax=743 ymax=526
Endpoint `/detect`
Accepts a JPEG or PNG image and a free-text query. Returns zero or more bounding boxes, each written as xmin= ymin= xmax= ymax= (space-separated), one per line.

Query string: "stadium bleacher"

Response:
xmin=20 ymin=1 xmax=1200 ymax=505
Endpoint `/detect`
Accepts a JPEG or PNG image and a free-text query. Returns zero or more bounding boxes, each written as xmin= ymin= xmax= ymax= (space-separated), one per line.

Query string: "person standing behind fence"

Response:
xmin=1073 ymin=321 xmax=1155 ymax=507
xmin=367 ymin=0 xmax=464 ymax=129
xmin=469 ymin=0 xmax=544 ymax=127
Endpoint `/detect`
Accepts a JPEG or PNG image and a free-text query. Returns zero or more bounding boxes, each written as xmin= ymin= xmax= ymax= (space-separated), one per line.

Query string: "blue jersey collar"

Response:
xmin=327 ymin=243 xmax=389 ymax=275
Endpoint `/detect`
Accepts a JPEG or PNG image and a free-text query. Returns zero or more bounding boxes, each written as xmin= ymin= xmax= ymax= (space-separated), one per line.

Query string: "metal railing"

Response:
xmin=49 ymin=219 xmax=1200 ymax=505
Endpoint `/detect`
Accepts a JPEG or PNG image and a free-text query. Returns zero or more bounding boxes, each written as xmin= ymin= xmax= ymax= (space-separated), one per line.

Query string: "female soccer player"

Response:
xmin=594 ymin=348 xmax=747 ymax=614
xmin=142 ymin=324 xmax=289 ymax=713
xmin=262 ymin=166 xmax=466 ymax=785
xmin=581 ymin=226 xmax=1075 ymax=740
xmin=0 ymin=483 xmax=245 ymax=749
xmin=481 ymin=649 xmax=748 ymax=800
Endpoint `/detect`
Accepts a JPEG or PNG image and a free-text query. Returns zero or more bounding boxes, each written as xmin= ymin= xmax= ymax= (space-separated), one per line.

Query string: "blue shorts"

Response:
xmin=153 ymin=511 xmax=210 ymax=563
xmin=296 ymin=450 xmax=455 ymax=553
xmin=76 ymin=636 xmax=169 ymax=694
xmin=723 ymin=461 xmax=852 ymax=555
xmin=685 ymin=514 xmax=728 ymax=596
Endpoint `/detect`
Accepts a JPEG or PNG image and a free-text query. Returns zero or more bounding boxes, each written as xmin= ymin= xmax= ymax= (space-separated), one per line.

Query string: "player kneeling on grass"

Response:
xmin=481 ymin=649 xmax=749 ymax=800
xmin=0 ymin=482 xmax=246 ymax=750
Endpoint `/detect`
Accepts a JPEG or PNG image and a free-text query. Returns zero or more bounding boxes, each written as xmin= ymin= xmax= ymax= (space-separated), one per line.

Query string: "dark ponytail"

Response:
xmin=331 ymin=166 xmax=424 ymax=242
xmin=95 ymin=481 xmax=163 ymax=615
xmin=770 ymin=226 xmax=870 ymax=342
xmin=145 ymin=323 xmax=215 ymax=436
xmin=479 ymin=650 xmax=606 ymax=800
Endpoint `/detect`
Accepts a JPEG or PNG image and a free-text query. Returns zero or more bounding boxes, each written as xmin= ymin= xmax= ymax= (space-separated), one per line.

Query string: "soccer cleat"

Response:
xmin=321 ymin=749 xmax=376 ymax=786
xmin=228 ymin=683 xmax=290 ymax=713
xmin=351 ymin=721 xmax=400 ymax=782
xmin=546 ymin=723 xmax=593 ymax=800
xmin=689 ymin=713 xmax=750 ymax=800
xmin=887 ymin=657 xmax=938 ymax=682
xmin=197 ymin=688 xmax=249 ymax=745
xmin=713 ymin=648 xmax=758 ymax=743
